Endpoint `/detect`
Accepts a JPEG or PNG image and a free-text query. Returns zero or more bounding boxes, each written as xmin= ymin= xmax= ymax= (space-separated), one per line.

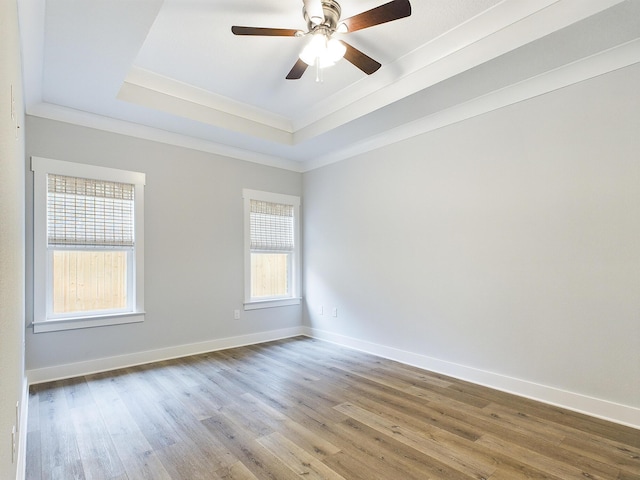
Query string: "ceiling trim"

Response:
xmin=114 ymin=0 xmax=627 ymax=147
xmin=26 ymin=37 xmax=640 ymax=174
xmin=21 ymin=0 xmax=637 ymax=172
xmin=27 ymin=103 xmax=305 ymax=172
xmin=293 ymin=0 xmax=560 ymax=133
xmin=117 ymin=78 xmax=294 ymax=145
xmin=302 ymin=38 xmax=640 ymax=171
xmin=294 ymin=0 xmax=627 ymax=143
xmin=119 ymin=66 xmax=295 ymax=139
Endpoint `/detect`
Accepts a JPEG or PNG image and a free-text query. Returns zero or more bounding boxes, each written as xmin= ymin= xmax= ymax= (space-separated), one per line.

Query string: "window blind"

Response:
xmin=250 ymin=199 xmax=294 ymax=251
xmin=47 ymin=174 xmax=135 ymax=247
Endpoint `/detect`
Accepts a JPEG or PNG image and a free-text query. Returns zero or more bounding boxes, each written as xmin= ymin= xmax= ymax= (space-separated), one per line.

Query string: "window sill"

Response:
xmin=244 ymin=298 xmax=301 ymax=311
xmin=32 ymin=312 xmax=145 ymax=333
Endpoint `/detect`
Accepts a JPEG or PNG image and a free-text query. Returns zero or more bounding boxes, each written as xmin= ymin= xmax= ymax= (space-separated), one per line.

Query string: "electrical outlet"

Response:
xmin=331 ymin=307 xmax=338 ymax=318
xmin=234 ymin=309 xmax=241 ymax=320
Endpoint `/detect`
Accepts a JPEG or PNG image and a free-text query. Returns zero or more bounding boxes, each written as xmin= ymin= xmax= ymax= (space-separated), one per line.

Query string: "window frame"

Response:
xmin=31 ymin=156 xmax=146 ymax=333
xmin=243 ymin=189 xmax=301 ymax=310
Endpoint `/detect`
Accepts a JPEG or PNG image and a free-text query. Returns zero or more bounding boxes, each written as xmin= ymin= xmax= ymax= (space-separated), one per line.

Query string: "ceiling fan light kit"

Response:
xmin=231 ymin=0 xmax=412 ymax=81
xmin=299 ymin=35 xmax=346 ymax=68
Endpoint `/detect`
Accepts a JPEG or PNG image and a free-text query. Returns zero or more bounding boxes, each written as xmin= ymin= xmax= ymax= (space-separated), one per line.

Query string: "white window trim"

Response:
xmin=31 ymin=156 xmax=146 ymax=333
xmin=243 ymin=189 xmax=301 ymax=310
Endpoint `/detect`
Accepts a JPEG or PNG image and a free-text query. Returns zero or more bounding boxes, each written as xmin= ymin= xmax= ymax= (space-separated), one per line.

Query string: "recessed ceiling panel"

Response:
xmin=23 ymin=0 xmax=639 ymax=168
xmin=132 ymin=0 xmax=502 ymax=117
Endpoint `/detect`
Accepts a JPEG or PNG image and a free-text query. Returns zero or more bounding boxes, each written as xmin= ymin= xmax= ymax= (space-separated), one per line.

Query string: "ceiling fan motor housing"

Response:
xmin=232 ymin=0 xmax=412 ymax=78
xmin=304 ymin=0 xmax=342 ymax=31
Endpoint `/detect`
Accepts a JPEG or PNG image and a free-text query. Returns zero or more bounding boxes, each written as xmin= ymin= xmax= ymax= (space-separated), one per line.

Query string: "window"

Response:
xmin=243 ymin=189 xmax=301 ymax=309
xmin=32 ymin=157 xmax=145 ymax=332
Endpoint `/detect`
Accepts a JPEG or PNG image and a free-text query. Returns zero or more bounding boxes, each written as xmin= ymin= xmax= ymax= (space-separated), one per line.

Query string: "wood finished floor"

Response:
xmin=26 ymin=337 xmax=640 ymax=480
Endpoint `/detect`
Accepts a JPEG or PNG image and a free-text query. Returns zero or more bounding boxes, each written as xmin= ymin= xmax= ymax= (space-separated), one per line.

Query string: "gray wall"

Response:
xmin=25 ymin=117 xmax=302 ymax=370
xmin=0 ymin=0 xmax=26 ymax=477
xmin=302 ymin=64 xmax=640 ymax=409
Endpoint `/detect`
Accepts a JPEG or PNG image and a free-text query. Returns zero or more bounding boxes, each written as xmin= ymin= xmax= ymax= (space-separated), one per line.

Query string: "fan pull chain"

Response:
xmin=315 ymin=57 xmax=323 ymax=83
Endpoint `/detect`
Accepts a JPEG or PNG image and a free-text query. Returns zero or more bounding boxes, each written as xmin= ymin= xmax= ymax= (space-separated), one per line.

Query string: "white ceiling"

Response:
xmin=18 ymin=0 xmax=640 ymax=171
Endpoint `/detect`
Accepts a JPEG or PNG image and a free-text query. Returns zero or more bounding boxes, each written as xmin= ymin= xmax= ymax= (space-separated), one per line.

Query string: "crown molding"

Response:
xmin=294 ymin=0 xmax=626 ymax=143
xmin=118 ymin=66 xmax=295 ymax=144
xmin=27 ymin=103 xmax=305 ymax=172
xmin=26 ymin=38 xmax=640 ymax=174
xmin=302 ymin=38 xmax=640 ymax=172
xmin=113 ymin=0 xmax=627 ymax=149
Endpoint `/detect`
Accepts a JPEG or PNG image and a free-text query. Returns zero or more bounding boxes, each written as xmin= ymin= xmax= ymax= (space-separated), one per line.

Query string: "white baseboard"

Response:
xmin=24 ymin=325 xmax=639 ymax=430
xmin=302 ymin=327 xmax=640 ymax=430
xmin=26 ymin=327 xmax=304 ymax=385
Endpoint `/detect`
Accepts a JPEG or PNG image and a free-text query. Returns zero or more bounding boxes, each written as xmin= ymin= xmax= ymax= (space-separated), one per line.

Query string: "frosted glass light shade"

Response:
xmin=299 ymin=34 xmax=346 ymax=68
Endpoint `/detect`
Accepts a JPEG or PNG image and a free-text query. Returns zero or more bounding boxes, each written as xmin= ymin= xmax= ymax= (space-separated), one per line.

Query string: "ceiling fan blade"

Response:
xmin=231 ymin=26 xmax=300 ymax=37
xmin=342 ymin=42 xmax=382 ymax=75
xmin=303 ymin=0 xmax=325 ymax=26
xmin=341 ymin=0 xmax=411 ymax=33
xmin=286 ymin=58 xmax=309 ymax=80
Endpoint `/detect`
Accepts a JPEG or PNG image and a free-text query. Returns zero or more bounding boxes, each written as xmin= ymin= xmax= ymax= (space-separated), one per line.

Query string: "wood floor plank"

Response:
xmin=480 ymin=404 xmax=633 ymax=478
xmin=158 ymin=394 xmax=238 ymax=471
xmin=486 ymin=399 xmax=640 ymax=461
xmin=449 ymin=379 xmax=640 ymax=448
xmin=216 ymin=360 xmax=348 ymax=426
xmin=559 ymin=435 xmax=640 ymax=476
xmin=214 ymin=461 xmax=261 ymax=480
xmin=322 ymin=450 xmax=398 ymax=480
xmin=487 ymin=464 xmax=562 ymax=480
xmin=480 ymin=402 xmax=568 ymax=444
xmin=37 ymin=382 xmax=86 ymax=480
xmin=27 ymin=388 xmax=40 ymax=429
xmin=343 ymin=380 xmax=484 ymax=442
xmin=240 ymin=392 xmax=342 ymax=458
xmin=201 ymin=412 xmax=303 ymax=480
xmin=241 ymin=344 xmax=323 ymax=383
xmin=145 ymin=361 xmax=224 ymax=421
xmin=257 ymin=431 xmax=347 ymax=479
xmin=477 ymin=433 xmax=618 ymax=479
xmin=70 ymin=403 xmax=127 ymax=479
xmin=26 ymin=389 xmax=42 ymax=480
xmin=374 ymin=363 xmax=455 ymax=389
xmin=248 ymin=395 xmax=414 ymax=480
xmin=331 ymin=417 xmax=472 ymax=480
xmin=406 ymin=383 xmax=573 ymax=447
xmin=219 ymin=401 xmax=275 ymax=439
xmin=155 ymin=439 xmax=223 ymax=480
xmin=106 ymin=370 xmax=182 ymax=451
xmin=334 ymin=401 xmax=499 ymax=478
xmin=618 ymin=471 xmax=640 ymax=480
xmin=86 ymin=375 xmax=173 ymax=480
xmin=25 ymin=431 xmax=42 ymax=480
xmin=63 ymin=377 xmax=93 ymax=410
xmin=27 ymin=337 xmax=640 ymax=480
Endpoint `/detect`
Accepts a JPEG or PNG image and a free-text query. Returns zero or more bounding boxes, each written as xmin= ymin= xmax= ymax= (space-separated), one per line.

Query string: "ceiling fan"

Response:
xmin=231 ymin=0 xmax=412 ymax=80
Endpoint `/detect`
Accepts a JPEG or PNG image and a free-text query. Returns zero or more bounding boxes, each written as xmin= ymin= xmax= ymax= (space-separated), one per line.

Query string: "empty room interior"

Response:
xmin=2 ymin=0 xmax=640 ymax=479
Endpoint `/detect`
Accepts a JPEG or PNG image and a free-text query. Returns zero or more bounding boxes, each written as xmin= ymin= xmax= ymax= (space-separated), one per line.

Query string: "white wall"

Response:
xmin=0 ymin=0 xmax=26 ymax=477
xmin=302 ymin=64 xmax=640 ymax=423
xmin=25 ymin=117 xmax=302 ymax=374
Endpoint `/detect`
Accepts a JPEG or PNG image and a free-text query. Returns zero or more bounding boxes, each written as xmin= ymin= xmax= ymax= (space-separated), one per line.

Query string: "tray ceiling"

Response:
xmin=19 ymin=0 xmax=640 ymax=170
